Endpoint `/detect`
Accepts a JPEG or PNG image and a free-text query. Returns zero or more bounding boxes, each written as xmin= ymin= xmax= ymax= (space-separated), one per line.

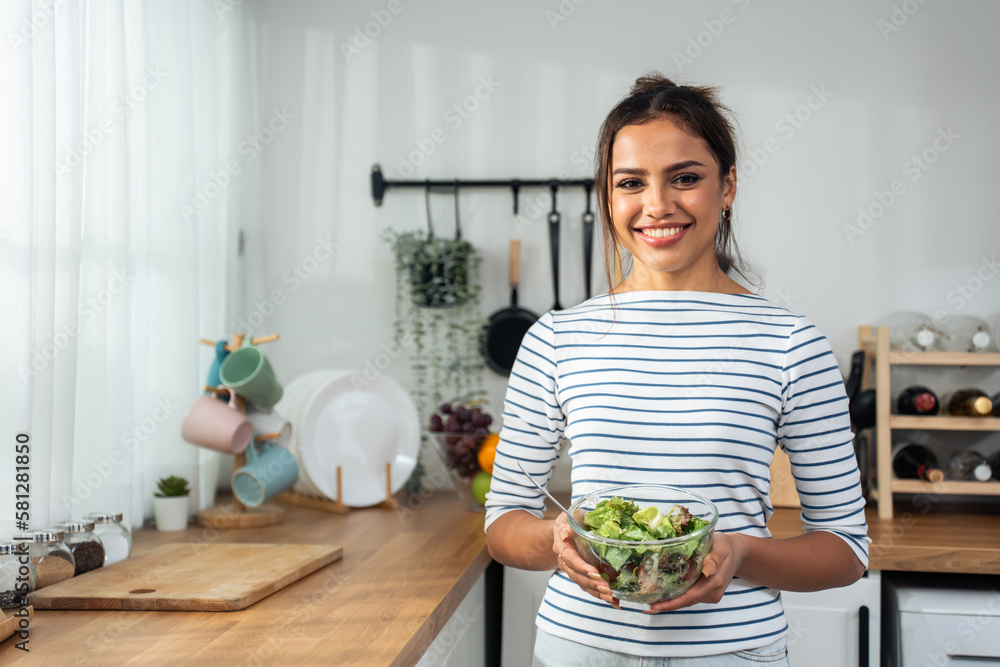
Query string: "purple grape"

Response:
xmin=445 ymin=416 xmax=462 ymax=433
xmin=429 ymin=415 xmax=443 ymax=432
xmin=482 ymin=414 xmax=493 ymax=427
xmin=455 ymin=406 xmax=471 ymax=423
xmin=471 ymin=412 xmax=487 ymax=427
xmin=462 ymin=421 xmax=477 ymax=434
xmin=473 ymin=427 xmax=488 ymax=438
xmin=439 ymin=403 xmax=453 ymax=415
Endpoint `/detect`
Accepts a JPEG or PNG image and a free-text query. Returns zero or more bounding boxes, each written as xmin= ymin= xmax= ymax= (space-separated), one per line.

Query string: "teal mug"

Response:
xmin=232 ymin=440 xmax=299 ymax=507
xmin=219 ymin=338 xmax=283 ymax=408
xmin=204 ymin=339 xmax=230 ymax=394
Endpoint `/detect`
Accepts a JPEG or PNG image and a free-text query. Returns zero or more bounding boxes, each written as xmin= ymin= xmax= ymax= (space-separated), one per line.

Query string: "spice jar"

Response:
xmin=0 ymin=542 xmax=36 ymax=609
xmin=58 ymin=521 xmax=105 ymax=576
xmin=17 ymin=531 xmax=75 ymax=589
xmin=84 ymin=512 xmax=132 ymax=565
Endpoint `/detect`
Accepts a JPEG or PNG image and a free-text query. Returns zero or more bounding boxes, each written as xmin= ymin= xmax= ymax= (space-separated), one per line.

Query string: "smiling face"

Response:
xmin=610 ymin=116 xmax=737 ymax=292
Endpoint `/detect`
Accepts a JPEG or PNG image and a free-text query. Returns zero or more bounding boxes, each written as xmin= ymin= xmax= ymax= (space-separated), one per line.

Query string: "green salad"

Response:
xmin=580 ymin=497 xmax=713 ymax=602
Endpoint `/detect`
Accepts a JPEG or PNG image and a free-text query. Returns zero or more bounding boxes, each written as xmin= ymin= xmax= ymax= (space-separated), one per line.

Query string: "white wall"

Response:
xmin=243 ymin=0 xmax=1000 ymax=488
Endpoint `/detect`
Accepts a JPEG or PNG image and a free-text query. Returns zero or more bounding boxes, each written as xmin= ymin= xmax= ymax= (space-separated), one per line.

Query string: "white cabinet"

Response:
xmin=782 ymin=570 xmax=881 ymax=667
xmin=501 ymin=567 xmax=554 ymax=667
xmin=418 ymin=573 xmax=486 ymax=667
xmin=502 ymin=567 xmax=881 ymax=666
xmin=884 ymin=573 xmax=1000 ymax=667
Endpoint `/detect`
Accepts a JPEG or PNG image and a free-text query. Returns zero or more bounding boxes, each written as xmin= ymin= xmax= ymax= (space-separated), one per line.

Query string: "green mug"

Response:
xmin=219 ymin=338 xmax=283 ymax=408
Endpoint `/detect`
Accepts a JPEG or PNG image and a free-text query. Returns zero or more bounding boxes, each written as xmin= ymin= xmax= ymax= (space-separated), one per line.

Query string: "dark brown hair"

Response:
xmin=595 ymin=73 xmax=747 ymax=289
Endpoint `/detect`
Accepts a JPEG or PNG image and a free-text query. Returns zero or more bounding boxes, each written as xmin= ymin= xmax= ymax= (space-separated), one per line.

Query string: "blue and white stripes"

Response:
xmin=485 ymin=291 xmax=870 ymax=658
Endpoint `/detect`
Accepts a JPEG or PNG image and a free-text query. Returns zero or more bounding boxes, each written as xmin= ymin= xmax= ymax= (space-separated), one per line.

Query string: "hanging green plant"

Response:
xmin=381 ymin=189 xmax=487 ymax=495
xmin=389 ymin=231 xmax=474 ymax=308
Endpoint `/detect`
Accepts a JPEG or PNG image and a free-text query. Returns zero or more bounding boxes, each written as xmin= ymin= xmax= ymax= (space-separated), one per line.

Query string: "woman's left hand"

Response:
xmin=644 ymin=532 xmax=745 ymax=614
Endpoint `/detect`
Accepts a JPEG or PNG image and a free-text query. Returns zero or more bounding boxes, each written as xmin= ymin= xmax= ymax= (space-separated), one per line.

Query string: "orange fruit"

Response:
xmin=477 ymin=434 xmax=499 ymax=474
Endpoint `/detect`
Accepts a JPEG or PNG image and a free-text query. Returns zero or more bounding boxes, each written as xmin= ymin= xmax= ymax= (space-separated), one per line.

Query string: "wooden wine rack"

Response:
xmin=860 ymin=325 xmax=1000 ymax=518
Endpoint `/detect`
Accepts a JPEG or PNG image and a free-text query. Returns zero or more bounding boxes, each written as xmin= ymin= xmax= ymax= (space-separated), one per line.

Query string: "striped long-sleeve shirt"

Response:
xmin=484 ymin=291 xmax=870 ymax=658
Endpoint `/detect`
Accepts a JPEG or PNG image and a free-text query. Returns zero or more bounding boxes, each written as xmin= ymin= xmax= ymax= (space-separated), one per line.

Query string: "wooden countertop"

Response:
xmin=767 ymin=507 xmax=1000 ymax=575
xmin=4 ymin=496 xmax=1000 ymax=664
xmin=0 ymin=492 xmax=490 ymax=666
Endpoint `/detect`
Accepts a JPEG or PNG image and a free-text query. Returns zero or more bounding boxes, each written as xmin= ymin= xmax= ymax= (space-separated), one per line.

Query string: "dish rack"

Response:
xmin=860 ymin=325 xmax=1000 ymax=518
xmin=274 ymin=464 xmax=399 ymax=515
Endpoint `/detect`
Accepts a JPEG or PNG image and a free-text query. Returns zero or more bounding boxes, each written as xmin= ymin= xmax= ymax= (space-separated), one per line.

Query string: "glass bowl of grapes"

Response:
xmin=426 ymin=402 xmax=498 ymax=512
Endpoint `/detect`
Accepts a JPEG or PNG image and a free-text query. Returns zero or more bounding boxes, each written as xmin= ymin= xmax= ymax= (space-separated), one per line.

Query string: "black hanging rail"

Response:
xmin=370 ymin=163 xmax=594 ymax=207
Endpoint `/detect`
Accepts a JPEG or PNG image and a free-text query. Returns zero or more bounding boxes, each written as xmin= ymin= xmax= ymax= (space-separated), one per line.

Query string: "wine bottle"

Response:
xmin=894 ymin=386 xmax=939 ymax=415
xmin=989 ymin=450 xmax=1000 ymax=481
xmin=892 ymin=443 xmax=944 ymax=482
xmin=945 ymin=450 xmax=992 ymax=482
xmin=941 ymin=315 xmax=995 ymax=353
xmin=944 ymin=389 xmax=993 ymax=417
xmin=882 ymin=311 xmax=945 ymax=352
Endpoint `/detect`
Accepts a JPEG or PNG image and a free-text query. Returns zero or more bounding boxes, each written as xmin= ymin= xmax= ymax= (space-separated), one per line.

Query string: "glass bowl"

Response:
xmin=566 ymin=484 xmax=718 ymax=604
xmin=425 ymin=430 xmax=497 ymax=512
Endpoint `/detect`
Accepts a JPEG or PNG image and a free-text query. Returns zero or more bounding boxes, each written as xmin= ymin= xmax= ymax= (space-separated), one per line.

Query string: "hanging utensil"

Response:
xmin=424 ymin=180 xmax=434 ymax=238
xmin=548 ymin=183 xmax=562 ymax=311
xmin=582 ymin=183 xmax=595 ymax=299
xmin=483 ymin=187 xmax=539 ymax=376
xmin=453 ymin=179 xmax=462 ymax=240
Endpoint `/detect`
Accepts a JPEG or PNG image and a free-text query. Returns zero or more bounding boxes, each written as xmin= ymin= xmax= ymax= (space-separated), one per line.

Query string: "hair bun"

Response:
xmin=630 ymin=73 xmax=679 ymax=94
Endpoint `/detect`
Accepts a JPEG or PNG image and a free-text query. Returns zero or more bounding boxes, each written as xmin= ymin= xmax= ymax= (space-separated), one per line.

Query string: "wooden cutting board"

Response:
xmin=28 ymin=543 xmax=342 ymax=612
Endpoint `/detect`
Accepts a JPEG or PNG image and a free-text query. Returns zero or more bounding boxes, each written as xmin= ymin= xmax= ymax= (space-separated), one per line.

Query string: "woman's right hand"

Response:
xmin=552 ymin=513 xmax=621 ymax=610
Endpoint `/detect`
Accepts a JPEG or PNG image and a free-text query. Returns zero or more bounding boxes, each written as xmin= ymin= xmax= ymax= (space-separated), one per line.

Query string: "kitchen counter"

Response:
xmin=4 ymin=498 xmax=1000 ymax=665
xmin=768 ymin=506 xmax=1000 ymax=575
xmin=0 ymin=493 xmax=491 ymax=666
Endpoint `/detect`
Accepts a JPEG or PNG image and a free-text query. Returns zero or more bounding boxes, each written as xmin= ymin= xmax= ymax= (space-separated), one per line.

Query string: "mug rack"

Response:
xmin=192 ymin=332 xmax=400 ymax=526
xmin=369 ymin=163 xmax=594 ymax=207
xmin=195 ymin=332 xmax=287 ymax=530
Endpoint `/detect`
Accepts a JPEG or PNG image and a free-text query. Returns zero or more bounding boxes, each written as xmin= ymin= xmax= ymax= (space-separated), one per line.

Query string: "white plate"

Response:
xmin=298 ymin=372 xmax=419 ymax=507
xmin=276 ymin=370 xmax=347 ymax=497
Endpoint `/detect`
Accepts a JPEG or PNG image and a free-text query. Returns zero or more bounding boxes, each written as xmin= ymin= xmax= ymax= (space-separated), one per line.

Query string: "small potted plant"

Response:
xmin=153 ymin=475 xmax=190 ymax=532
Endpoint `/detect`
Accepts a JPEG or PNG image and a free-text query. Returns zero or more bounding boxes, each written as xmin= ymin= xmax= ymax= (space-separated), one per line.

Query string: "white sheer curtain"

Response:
xmin=0 ymin=0 xmax=258 ymax=535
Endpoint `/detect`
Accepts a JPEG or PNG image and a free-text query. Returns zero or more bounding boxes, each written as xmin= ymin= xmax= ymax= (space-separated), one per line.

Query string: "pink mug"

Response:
xmin=181 ymin=386 xmax=253 ymax=454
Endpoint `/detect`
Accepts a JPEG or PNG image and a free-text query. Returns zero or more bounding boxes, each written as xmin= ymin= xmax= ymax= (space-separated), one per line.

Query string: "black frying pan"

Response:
xmin=483 ymin=239 xmax=539 ymax=375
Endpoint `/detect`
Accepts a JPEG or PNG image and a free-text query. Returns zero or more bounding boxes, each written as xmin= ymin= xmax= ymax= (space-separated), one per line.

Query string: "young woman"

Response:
xmin=484 ymin=75 xmax=869 ymax=665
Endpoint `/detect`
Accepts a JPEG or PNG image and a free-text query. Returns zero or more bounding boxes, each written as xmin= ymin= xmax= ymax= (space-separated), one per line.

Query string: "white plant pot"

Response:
xmin=153 ymin=495 xmax=190 ymax=532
